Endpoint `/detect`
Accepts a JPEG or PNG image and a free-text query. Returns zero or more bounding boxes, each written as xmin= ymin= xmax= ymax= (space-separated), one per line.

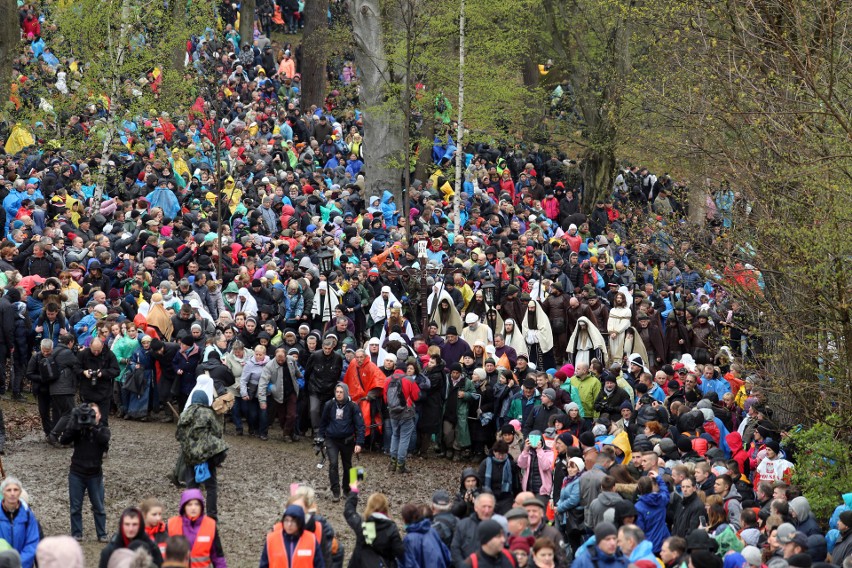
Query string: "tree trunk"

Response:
xmin=239 ymin=0 xmax=256 ymax=48
xmin=349 ymin=0 xmax=405 ymax=200
xmin=580 ymin=148 xmax=615 ymax=209
xmin=453 ymin=0 xmax=465 ymax=230
xmin=171 ymin=0 xmax=187 ymax=71
xmin=0 ymin=0 xmax=19 ymax=106
xmin=301 ymin=0 xmax=328 ymax=108
xmin=413 ymin=114 xmax=435 ymax=185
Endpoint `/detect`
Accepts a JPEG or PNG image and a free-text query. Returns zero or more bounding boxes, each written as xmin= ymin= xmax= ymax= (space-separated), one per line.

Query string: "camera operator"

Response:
xmin=47 ymin=333 xmax=82 ymax=446
xmin=60 ymin=402 xmax=111 ymax=542
xmin=78 ymin=338 xmax=120 ymax=425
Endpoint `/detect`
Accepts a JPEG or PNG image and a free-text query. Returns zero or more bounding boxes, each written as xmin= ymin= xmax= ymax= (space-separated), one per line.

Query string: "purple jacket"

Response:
xmin=177 ymin=489 xmax=227 ymax=568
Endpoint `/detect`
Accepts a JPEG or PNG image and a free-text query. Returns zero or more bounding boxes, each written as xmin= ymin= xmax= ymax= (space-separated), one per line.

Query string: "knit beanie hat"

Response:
xmin=477 ymin=519 xmax=503 ymax=545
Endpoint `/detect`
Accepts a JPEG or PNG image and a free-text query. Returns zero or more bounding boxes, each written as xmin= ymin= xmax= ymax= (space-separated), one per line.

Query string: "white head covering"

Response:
xmin=184 ymin=374 xmax=216 ymax=412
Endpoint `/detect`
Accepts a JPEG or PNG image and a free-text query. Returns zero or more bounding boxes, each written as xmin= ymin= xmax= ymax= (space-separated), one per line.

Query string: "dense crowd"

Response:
xmin=0 ymin=2 xmax=848 ymax=568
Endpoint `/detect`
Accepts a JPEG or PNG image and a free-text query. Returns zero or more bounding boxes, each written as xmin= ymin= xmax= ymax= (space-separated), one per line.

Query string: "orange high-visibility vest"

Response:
xmin=266 ymin=524 xmax=318 ymax=568
xmin=168 ymin=516 xmax=217 ymax=568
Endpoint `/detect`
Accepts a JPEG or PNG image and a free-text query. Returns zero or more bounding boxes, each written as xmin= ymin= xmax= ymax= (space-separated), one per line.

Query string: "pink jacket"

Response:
xmin=517 ymin=446 xmax=554 ymax=496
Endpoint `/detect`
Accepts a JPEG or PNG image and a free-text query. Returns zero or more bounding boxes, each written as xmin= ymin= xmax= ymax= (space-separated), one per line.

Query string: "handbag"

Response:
xmin=212 ymin=391 xmax=235 ymax=414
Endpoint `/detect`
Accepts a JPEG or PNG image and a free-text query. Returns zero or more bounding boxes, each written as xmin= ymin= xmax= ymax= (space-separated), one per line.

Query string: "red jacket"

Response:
xmin=726 ymin=431 xmax=749 ymax=475
xmin=383 ymin=375 xmax=421 ymax=408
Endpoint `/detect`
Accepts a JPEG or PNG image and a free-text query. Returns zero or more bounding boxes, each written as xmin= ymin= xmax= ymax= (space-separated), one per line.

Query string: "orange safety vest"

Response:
xmin=168 ymin=516 xmax=217 ymax=568
xmin=266 ymin=524 xmax=317 ymax=568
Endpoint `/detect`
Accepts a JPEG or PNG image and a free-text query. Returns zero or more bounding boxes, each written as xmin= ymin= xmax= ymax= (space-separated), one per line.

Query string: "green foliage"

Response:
xmin=377 ymin=0 xmax=539 ymax=144
xmin=788 ymin=417 xmax=852 ymax=523
xmin=629 ymin=0 xmax=852 ymax=424
xmin=12 ymin=0 xmax=213 ymax=157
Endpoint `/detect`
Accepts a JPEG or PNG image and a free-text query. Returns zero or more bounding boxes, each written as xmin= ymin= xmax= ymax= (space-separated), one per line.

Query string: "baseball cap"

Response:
xmin=431 ymin=490 xmax=450 ymax=507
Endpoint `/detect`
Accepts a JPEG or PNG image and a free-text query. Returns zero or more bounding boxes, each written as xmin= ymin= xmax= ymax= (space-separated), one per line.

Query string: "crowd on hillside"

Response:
xmin=0 ymin=2 xmax=848 ymax=568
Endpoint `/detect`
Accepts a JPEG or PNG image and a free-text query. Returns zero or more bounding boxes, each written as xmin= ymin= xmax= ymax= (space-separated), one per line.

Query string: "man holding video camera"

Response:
xmin=60 ymin=402 xmax=111 ymax=542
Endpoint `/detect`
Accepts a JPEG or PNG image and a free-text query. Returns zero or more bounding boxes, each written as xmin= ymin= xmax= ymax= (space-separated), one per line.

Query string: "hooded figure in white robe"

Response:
xmin=369 ymin=285 xmax=399 ymax=327
xmin=429 ymin=286 xmax=463 ymax=335
xmin=312 ymin=281 xmax=340 ymax=323
xmin=566 ymin=316 xmax=608 ymax=367
xmin=523 ymin=300 xmax=555 ymax=371
xmin=184 ymin=374 xmax=217 ymax=412
xmin=235 ymin=287 xmax=258 ymax=317
xmin=503 ymin=318 xmax=528 ymax=357
xmin=622 ymin=328 xmax=649 ymax=375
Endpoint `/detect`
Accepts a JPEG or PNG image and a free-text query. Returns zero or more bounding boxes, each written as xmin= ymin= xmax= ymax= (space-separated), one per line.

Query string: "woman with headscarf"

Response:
xmin=235 ymin=287 xmax=259 ymax=318
xmin=145 ymin=293 xmax=174 ymax=340
xmin=97 ymin=507 xmax=163 ymax=568
xmin=124 ymin=334 xmax=156 ymax=421
xmin=523 ymin=300 xmax=555 ymax=371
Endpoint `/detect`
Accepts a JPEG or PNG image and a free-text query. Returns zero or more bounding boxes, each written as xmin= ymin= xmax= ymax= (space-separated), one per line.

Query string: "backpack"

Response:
xmin=432 ymin=516 xmax=454 ymax=548
xmin=39 ymin=353 xmax=60 ymax=384
xmin=386 ymin=378 xmax=407 ymax=416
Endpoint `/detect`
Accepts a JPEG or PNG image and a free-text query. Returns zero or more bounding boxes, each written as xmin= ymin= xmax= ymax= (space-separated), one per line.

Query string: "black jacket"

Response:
xmin=344 ymin=491 xmax=405 ymax=568
xmin=306 ymin=350 xmax=344 ymax=396
xmin=78 ymin=348 xmax=120 ymax=401
xmin=318 ymin=397 xmax=365 ymax=444
xmin=197 ymin=359 xmax=236 ymax=391
xmin=60 ymin=422 xmax=111 ymax=477
xmin=672 ymin=491 xmax=705 ymax=537
xmin=50 ymin=343 xmax=82 ymax=396
xmin=594 ymin=386 xmax=631 ymax=417
xmin=0 ymin=296 xmax=15 ymax=349
xmin=98 ymin=531 xmax=163 ymax=568
xmin=451 ymin=513 xmax=485 ymax=568
xmin=522 ymin=402 xmax=561 ymax=436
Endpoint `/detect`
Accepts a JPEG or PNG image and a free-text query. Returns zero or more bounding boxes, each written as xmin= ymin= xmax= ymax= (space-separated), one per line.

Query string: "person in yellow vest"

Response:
xmin=166 ymin=489 xmax=226 ymax=568
xmin=259 ymin=504 xmax=324 ymax=568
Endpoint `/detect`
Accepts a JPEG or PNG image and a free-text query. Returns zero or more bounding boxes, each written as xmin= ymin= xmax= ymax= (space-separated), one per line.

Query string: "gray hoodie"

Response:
xmin=724 ymin=485 xmax=743 ymax=530
xmin=586 ymin=490 xmax=625 ymax=529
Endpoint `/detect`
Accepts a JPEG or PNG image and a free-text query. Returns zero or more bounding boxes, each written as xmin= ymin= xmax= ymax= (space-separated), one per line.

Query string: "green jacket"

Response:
xmin=570 ymin=373 xmax=602 ymax=418
xmin=508 ymin=393 xmax=541 ymax=422
xmin=176 ymin=404 xmax=228 ymax=466
xmin=444 ymin=376 xmax=476 ymax=448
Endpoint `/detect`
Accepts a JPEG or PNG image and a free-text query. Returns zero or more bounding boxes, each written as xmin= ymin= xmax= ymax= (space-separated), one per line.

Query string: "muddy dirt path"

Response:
xmin=3 ymin=401 xmax=463 ymax=567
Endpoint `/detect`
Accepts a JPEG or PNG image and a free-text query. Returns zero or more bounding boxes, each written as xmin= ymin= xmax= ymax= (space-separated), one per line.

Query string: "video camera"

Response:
xmin=313 ymin=437 xmax=327 ymax=468
xmin=71 ymin=403 xmax=97 ymax=427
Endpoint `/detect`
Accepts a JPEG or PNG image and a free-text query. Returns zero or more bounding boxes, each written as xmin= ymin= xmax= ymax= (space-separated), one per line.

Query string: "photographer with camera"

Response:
xmin=78 ymin=338 xmax=120 ymax=426
xmin=47 ymin=333 xmax=82 ymax=446
xmin=60 ymin=402 xmax=111 ymax=542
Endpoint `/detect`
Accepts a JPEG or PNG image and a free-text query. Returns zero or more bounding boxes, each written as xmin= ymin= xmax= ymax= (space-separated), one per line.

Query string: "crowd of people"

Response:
xmin=0 ymin=1 xmax=848 ymax=568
